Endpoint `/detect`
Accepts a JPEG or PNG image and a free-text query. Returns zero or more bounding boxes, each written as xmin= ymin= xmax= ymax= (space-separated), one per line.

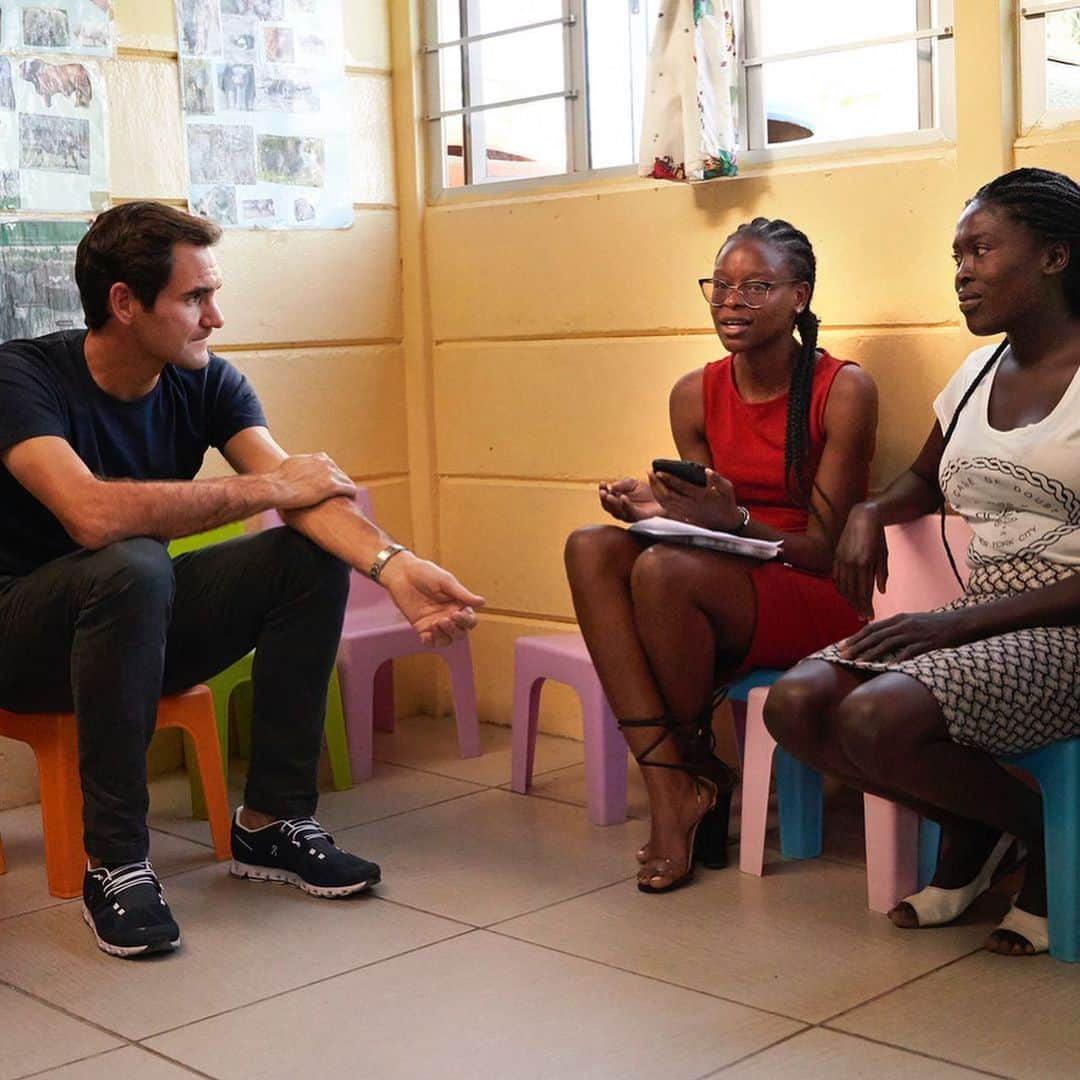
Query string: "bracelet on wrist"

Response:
xmin=369 ymin=543 xmax=408 ymax=584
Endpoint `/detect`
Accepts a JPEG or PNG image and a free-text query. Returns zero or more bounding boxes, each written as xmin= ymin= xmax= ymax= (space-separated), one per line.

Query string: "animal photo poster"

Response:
xmin=0 ymin=1 xmax=114 ymax=57
xmin=176 ymin=0 xmax=350 ymax=230
xmin=0 ymin=53 xmax=107 ymax=211
xmin=0 ymin=217 xmax=87 ymax=340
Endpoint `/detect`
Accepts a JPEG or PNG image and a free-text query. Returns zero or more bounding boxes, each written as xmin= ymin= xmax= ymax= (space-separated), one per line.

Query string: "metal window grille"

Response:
xmin=424 ymin=1 xmax=955 ymax=196
xmin=1019 ymin=1 xmax=1080 ymax=129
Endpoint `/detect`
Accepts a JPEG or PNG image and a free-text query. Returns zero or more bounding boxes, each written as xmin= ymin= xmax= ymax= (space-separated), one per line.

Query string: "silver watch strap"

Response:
xmin=369 ymin=543 xmax=407 ymax=583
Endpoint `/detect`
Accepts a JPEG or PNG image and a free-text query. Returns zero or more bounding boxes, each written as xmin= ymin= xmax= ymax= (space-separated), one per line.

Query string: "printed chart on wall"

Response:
xmin=176 ymin=0 xmax=351 ymax=230
xmin=0 ymin=51 xmax=107 ymax=211
xmin=0 ymin=218 xmax=87 ymax=341
xmin=0 ymin=1 xmax=114 ymax=57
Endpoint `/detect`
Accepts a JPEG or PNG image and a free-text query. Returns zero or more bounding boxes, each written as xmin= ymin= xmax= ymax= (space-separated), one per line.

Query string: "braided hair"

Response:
xmin=970 ymin=167 xmax=1080 ymax=316
xmin=723 ymin=217 xmax=819 ymax=509
xmin=937 ymin=168 xmax=1080 ymax=582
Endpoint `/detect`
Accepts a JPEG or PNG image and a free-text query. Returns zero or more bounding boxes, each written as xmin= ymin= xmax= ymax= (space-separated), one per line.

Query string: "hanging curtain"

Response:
xmin=638 ymin=0 xmax=739 ymax=182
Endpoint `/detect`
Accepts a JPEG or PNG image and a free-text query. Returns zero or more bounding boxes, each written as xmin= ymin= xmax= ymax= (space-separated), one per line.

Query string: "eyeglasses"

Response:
xmin=698 ymin=278 xmax=802 ymax=308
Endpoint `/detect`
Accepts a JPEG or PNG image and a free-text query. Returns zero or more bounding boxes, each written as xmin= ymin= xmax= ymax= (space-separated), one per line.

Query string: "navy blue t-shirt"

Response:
xmin=0 ymin=329 xmax=266 ymax=576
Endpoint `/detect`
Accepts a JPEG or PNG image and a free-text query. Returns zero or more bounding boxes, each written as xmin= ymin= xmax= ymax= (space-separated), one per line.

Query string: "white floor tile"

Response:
xmin=29 ymin=1046 xmax=201 ymax=1079
xmin=0 ymin=984 xmax=121 ymax=1080
xmin=335 ymin=788 xmax=640 ymax=926
xmin=0 ymin=861 xmax=466 ymax=1041
xmin=832 ymin=949 xmax=1080 ymax=1077
xmin=497 ymin=856 xmax=988 ymax=1024
xmin=145 ymin=931 xmax=803 ymax=1080
xmin=720 ymin=1027 xmax=990 ymax=1078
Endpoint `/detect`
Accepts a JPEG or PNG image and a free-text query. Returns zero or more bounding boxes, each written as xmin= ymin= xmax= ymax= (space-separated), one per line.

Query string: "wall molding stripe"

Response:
xmin=433 ymin=322 xmax=965 ymax=346
xmin=218 ymin=337 xmax=403 ymax=352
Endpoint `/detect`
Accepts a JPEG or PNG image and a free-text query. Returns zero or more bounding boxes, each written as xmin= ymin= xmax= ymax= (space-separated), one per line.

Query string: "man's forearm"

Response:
xmin=280 ymin=495 xmax=402 ymax=578
xmin=75 ymin=472 xmax=284 ymax=548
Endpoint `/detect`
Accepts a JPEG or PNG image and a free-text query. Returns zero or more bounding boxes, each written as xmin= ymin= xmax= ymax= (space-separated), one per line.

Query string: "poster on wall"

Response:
xmin=0 ymin=53 xmax=107 ymax=211
xmin=0 ymin=1 xmax=114 ymax=57
xmin=0 ymin=217 xmax=87 ymax=341
xmin=175 ymin=0 xmax=351 ymax=230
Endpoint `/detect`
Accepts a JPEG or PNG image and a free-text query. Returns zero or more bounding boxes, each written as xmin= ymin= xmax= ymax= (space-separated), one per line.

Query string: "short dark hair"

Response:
xmin=969 ymin=167 xmax=1080 ymax=316
xmin=76 ymin=202 xmax=221 ymax=330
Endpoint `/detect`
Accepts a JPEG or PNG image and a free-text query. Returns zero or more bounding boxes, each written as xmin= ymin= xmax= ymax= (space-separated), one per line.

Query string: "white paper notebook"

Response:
xmin=628 ymin=516 xmax=782 ymax=561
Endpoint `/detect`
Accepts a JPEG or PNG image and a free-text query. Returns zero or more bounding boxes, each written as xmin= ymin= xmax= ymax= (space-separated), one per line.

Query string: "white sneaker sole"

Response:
xmin=229 ymin=860 xmax=376 ymax=898
xmin=81 ymin=904 xmax=180 ymax=958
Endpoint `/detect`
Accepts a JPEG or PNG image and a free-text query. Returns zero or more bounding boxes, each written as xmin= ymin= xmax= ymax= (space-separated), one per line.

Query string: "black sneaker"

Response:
xmin=229 ymin=809 xmax=381 ymax=897
xmin=82 ymin=861 xmax=180 ymax=958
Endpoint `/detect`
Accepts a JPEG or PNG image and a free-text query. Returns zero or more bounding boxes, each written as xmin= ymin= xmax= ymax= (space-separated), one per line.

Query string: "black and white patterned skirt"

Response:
xmin=813 ymin=556 xmax=1080 ymax=755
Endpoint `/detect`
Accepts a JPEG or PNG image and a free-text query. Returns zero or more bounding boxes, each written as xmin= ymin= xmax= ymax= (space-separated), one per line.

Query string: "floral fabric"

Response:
xmin=638 ymin=0 xmax=739 ymax=182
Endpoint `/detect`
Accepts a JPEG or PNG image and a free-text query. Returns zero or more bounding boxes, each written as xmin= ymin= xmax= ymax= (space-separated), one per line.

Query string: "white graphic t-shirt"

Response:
xmin=934 ymin=343 xmax=1080 ymax=566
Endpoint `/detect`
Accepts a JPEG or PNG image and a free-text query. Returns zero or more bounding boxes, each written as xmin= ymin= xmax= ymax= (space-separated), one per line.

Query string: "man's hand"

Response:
xmin=271 ymin=453 xmax=356 ymax=510
xmin=379 ymin=553 xmax=485 ymax=646
xmin=599 ymin=477 xmax=661 ymax=522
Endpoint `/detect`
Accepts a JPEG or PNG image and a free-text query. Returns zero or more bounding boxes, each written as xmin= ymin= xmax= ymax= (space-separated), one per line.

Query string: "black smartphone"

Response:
xmin=651 ymin=459 xmax=707 ymax=486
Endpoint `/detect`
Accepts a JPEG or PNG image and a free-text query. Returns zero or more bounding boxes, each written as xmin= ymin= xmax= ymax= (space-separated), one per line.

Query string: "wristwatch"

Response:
xmin=369 ymin=543 xmax=407 ymax=584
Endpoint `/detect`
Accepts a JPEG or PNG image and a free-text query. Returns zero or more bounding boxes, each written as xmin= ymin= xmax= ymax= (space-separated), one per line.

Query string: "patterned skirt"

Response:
xmin=812 ymin=556 xmax=1080 ymax=755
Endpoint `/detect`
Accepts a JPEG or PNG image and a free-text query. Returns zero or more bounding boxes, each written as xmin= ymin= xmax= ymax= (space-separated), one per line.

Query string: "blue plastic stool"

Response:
xmin=914 ymin=738 xmax=1079 ymax=962
xmin=729 ymin=668 xmax=823 ymax=860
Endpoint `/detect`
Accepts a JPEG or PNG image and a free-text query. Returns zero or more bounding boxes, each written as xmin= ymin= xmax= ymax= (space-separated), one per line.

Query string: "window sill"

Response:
xmin=427 ymin=131 xmax=956 ymax=210
xmin=1016 ymin=110 xmax=1080 ymax=146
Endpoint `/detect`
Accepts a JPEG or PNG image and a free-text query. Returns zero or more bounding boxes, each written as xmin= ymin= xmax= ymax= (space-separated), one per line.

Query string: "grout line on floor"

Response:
xmin=141 ymin=924 xmax=479 ymax=1043
xmin=484 ymin=924 xmax=814 ymax=1029
xmin=1 ymin=979 xmax=137 ymax=1056
xmin=129 ymin=1044 xmax=220 ymax=1079
xmin=812 ymin=1026 xmax=1013 ymax=1079
xmin=328 ymin=786 xmax=493 ymax=833
xmin=700 ymin=1026 xmax=813 ymax=1076
xmin=818 ymin=945 xmax=985 ymax=1028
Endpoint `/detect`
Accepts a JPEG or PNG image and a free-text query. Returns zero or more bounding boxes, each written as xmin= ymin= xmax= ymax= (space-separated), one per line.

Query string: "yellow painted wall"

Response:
xmin=408 ymin=0 xmax=1080 ymax=737
xmin=0 ymin=0 xmax=416 ymax=807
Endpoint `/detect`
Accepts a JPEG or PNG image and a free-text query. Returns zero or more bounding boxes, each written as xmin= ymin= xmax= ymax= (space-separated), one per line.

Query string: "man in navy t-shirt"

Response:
xmin=0 ymin=202 xmax=483 ymax=958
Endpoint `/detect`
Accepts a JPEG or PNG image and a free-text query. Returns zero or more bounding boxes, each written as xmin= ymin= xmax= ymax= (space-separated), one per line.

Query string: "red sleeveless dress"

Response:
xmin=701 ymin=350 xmax=865 ymax=674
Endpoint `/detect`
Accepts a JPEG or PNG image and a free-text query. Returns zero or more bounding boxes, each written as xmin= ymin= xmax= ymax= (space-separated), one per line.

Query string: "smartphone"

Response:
xmin=651 ymin=459 xmax=707 ymax=486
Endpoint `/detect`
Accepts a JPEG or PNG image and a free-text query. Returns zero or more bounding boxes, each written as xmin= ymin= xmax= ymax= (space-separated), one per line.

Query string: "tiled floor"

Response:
xmin=1 ymin=716 xmax=1078 ymax=1079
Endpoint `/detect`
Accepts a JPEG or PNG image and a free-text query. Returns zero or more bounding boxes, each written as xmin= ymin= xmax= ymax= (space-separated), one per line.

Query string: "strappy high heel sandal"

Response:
xmin=619 ymin=718 xmax=729 ymax=894
xmin=633 ymin=717 xmax=737 ymax=870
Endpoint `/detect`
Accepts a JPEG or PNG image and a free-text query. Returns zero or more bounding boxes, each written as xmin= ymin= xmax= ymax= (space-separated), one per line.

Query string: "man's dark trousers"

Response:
xmin=0 ymin=528 xmax=350 ymax=864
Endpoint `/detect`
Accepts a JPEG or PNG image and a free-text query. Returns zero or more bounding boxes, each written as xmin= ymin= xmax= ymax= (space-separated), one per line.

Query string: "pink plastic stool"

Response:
xmin=738 ymin=514 xmax=975 ymax=911
xmin=510 ymin=634 xmax=628 ymax=825
xmin=739 ymin=684 xmax=922 ymax=911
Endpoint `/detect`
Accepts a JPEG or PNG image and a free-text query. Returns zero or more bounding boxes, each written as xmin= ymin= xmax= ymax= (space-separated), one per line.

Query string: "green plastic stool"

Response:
xmin=169 ymin=524 xmax=353 ymax=817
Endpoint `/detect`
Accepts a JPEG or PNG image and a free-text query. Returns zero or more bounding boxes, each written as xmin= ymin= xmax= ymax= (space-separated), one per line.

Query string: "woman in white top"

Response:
xmin=764 ymin=168 xmax=1080 ymax=957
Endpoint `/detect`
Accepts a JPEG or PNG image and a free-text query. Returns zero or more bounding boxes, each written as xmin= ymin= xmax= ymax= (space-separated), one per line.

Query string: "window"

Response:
xmin=423 ymin=2 xmax=955 ymax=195
xmin=1020 ymin=2 xmax=1080 ymax=129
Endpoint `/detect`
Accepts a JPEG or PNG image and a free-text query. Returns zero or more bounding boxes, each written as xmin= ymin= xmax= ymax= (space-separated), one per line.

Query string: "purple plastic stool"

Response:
xmin=261 ymin=491 xmax=481 ymax=781
xmin=510 ymin=634 xmax=627 ymax=825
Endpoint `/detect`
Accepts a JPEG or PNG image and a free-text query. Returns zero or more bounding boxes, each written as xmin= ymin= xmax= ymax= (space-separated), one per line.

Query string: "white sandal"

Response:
xmin=890 ymin=833 xmax=1016 ymax=928
xmin=987 ymin=905 xmax=1049 ymax=955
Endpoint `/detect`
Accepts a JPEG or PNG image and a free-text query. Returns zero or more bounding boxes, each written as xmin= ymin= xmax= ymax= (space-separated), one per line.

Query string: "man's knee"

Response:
xmin=83 ymin=537 xmax=175 ymax=611
xmin=261 ymin=525 xmax=350 ymax=600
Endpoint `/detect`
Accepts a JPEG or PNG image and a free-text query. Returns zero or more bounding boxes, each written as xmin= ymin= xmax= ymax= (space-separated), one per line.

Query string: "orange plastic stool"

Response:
xmin=0 ymin=685 xmax=231 ymax=898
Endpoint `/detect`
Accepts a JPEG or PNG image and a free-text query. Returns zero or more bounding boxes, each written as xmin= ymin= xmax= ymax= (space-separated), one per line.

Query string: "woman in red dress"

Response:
xmin=564 ymin=218 xmax=878 ymax=893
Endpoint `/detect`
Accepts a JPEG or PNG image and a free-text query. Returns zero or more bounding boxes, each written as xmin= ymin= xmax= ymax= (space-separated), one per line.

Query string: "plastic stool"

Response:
xmin=915 ymin=739 xmax=1080 ymax=963
xmin=510 ymin=634 xmax=627 ymax=826
xmin=0 ymin=686 xmax=231 ymax=898
xmin=739 ymin=682 xmax=937 ymax=912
